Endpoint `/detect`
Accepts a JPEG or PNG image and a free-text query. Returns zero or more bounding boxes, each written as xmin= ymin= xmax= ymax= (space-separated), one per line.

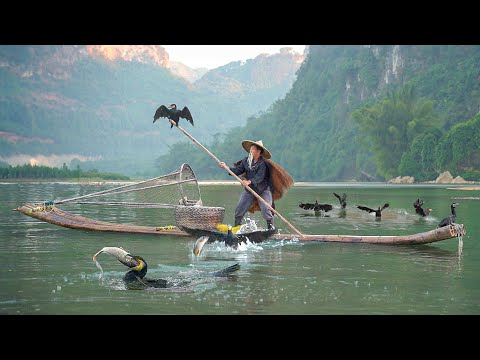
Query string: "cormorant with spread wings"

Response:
xmin=182 ymin=225 xmax=276 ymax=256
xmin=357 ymin=203 xmax=389 ymax=218
xmin=153 ymin=103 xmax=194 ymax=128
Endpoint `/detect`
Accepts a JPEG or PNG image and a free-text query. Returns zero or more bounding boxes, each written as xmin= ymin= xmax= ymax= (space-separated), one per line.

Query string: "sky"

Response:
xmin=162 ymin=45 xmax=306 ymax=69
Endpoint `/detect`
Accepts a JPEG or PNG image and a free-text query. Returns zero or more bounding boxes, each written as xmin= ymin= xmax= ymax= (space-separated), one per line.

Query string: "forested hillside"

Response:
xmin=155 ymin=45 xmax=480 ymax=182
xmin=0 ymin=45 xmax=303 ymax=177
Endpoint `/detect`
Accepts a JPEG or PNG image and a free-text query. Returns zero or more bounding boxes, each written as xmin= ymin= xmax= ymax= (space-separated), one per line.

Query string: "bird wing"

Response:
xmin=208 ymin=263 xmax=240 ymax=277
xmin=357 ymin=205 xmax=375 ymax=213
xmin=333 ymin=192 xmax=341 ymax=200
xmin=314 ymin=204 xmax=333 ymax=212
xmin=437 ymin=217 xmax=450 ymax=228
xmin=180 ymin=106 xmax=194 ymax=126
xmin=381 ymin=203 xmax=390 ymax=211
xmin=153 ymin=105 xmax=170 ymax=123
xmin=182 ymin=227 xmax=216 ymax=241
xmin=183 ymin=227 xmax=233 ymax=243
xmin=144 ymin=278 xmax=168 ymax=288
xmin=299 ymin=203 xmax=315 ymax=210
xmin=237 ymin=229 xmax=276 ymax=244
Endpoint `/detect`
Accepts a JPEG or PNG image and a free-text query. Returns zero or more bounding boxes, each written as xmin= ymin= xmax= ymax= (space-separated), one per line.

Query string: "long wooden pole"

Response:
xmin=169 ymin=119 xmax=304 ymax=237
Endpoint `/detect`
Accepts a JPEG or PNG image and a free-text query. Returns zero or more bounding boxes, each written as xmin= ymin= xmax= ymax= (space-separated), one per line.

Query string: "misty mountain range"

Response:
xmin=0 ymin=45 xmax=305 ymax=176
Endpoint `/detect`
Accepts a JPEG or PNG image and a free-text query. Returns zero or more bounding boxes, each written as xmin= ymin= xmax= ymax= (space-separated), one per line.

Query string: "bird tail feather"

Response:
xmin=209 ymin=263 xmax=240 ymax=277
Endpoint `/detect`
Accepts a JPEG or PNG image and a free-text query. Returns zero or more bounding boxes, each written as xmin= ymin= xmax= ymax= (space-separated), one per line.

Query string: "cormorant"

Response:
xmin=92 ymin=246 xmax=239 ymax=289
xmin=333 ymin=192 xmax=347 ymax=209
xmin=182 ymin=225 xmax=276 ymax=256
xmin=153 ymin=104 xmax=194 ymax=128
xmin=437 ymin=202 xmax=459 ymax=228
xmin=413 ymin=198 xmax=433 ymax=217
xmin=357 ymin=203 xmax=389 ymax=218
xmin=299 ymin=201 xmax=333 ymax=212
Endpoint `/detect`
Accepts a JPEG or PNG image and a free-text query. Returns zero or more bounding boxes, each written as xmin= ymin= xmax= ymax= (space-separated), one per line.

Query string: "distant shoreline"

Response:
xmin=1 ymin=179 xmax=479 ymax=190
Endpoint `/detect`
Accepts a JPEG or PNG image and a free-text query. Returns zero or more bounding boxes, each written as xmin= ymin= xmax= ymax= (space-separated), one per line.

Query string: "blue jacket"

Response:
xmin=230 ymin=157 xmax=272 ymax=195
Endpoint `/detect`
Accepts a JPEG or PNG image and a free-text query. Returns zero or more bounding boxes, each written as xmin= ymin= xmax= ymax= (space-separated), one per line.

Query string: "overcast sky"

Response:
xmin=162 ymin=45 xmax=306 ymax=69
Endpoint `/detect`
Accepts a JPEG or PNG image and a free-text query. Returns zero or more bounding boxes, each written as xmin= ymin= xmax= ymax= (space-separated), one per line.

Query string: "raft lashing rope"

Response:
xmin=449 ymin=223 xmax=466 ymax=239
xmin=27 ymin=200 xmax=56 ymax=214
xmin=54 ymin=163 xmax=203 ymax=209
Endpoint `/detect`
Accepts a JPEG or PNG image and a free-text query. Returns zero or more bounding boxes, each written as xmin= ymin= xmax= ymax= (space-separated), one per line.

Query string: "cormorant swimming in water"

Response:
xmin=437 ymin=202 xmax=459 ymax=228
xmin=357 ymin=203 xmax=389 ymax=218
xmin=153 ymin=104 xmax=194 ymax=128
xmin=333 ymin=192 xmax=347 ymax=209
xmin=92 ymin=247 xmax=239 ymax=289
xmin=299 ymin=201 xmax=333 ymax=213
xmin=182 ymin=225 xmax=276 ymax=256
xmin=413 ymin=198 xmax=433 ymax=217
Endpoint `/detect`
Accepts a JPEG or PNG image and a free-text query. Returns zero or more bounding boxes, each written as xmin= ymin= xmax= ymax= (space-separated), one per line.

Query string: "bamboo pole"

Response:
xmin=168 ymin=119 xmax=305 ymax=237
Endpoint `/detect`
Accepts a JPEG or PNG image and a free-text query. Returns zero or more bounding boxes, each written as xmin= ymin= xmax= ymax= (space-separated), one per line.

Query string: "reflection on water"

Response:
xmin=1 ymin=182 xmax=479 ymax=314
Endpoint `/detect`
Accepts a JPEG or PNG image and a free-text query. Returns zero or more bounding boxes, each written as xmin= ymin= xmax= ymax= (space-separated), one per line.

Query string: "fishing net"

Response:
xmin=55 ymin=163 xmax=203 ymax=208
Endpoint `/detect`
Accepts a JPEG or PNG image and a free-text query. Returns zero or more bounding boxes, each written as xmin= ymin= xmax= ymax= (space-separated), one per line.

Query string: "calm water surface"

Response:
xmin=1 ymin=181 xmax=479 ymax=315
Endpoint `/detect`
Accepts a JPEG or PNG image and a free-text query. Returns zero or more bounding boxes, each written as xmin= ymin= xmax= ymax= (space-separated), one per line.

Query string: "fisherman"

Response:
xmin=219 ymin=139 xmax=293 ymax=231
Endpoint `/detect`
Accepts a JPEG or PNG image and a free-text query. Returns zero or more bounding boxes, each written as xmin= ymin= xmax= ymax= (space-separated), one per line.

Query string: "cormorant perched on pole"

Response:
xmin=413 ymin=198 xmax=433 ymax=217
xmin=333 ymin=192 xmax=347 ymax=209
xmin=92 ymin=247 xmax=239 ymax=289
xmin=153 ymin=103 xmax=194 ymax=128
xmin=437 ymin=203 xmax=459 ymax=228
xmin=357 ymin=203 xmax=389 ymax=218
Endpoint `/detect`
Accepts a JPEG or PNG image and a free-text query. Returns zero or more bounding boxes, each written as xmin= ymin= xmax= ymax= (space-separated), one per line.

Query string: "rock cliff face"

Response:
xmin=0 ymin=44 xmax=304 ymax=85
xmin=193 ymin=47 xmax=305 ymax=95
xmin=0 ymin=45 xmax=86 ymax=80
xmin=85 ymin=45 xmax=170 ymax=67
xmin=169 ymin=61 xmax=208 ymax=82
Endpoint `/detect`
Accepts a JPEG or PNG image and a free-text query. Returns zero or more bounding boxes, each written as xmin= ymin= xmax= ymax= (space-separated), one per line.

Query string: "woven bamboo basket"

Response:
xmin=175 ymin=205 xmax=225 ymax=231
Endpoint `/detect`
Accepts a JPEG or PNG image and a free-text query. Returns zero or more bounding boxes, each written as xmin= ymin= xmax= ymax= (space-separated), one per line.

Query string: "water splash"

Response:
xmin=93 ymin=258 xmax=104 ymax=279
xmin=237 ymin=217 xmax=258 ymax=234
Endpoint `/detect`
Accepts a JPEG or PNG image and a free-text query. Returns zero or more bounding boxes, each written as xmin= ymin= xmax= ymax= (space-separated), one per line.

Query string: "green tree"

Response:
xmin=435 ymin=113 xmax=480 ymax=179
xmin=352 ymin=84 xmax=437 ymax=179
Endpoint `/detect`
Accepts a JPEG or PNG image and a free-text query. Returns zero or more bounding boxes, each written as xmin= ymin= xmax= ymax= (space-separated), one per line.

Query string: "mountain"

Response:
xmin=0 ymin=45 xmax=304 ymax=177
xmin=155 ymin=45 xmax=480 ymax=182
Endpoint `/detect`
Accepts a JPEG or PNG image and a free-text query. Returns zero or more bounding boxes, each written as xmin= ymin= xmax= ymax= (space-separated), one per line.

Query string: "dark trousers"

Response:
xmin=234 ymin=188 xmax=273 ymax=226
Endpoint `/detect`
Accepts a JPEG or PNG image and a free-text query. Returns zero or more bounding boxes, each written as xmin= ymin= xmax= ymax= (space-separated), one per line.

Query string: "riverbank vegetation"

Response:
xmin=0 ymin=163 xmax=130 ymax=181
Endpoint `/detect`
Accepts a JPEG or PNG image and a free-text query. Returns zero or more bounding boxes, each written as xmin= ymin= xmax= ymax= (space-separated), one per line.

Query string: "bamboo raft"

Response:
xmin=15 ymin=203 xmax=465 ymax=245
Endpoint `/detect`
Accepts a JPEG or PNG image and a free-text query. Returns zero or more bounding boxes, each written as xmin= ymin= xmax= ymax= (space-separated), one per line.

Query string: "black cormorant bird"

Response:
xmin=299 ymin=201 xmax=333 ymax=213
xmin=437 ymin=202 xmax=459 ymax=228
xmin=92 ymin=247 xmax=239 ymax=289
xmin=153 ymin=104 xmax=194 ymax=128
xmin=357 ymin=203 xmax=389 ymax=218
xmin=182 ymin=225 xmax=276 ymax=256
xmin=413 ymin=198 xmax=433 ymax=217
xmin=333 ymin=192 xmax=347 ymax=209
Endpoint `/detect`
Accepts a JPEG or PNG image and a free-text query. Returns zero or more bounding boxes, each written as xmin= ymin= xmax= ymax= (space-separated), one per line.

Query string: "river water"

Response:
xmin=1 ymin=181 xmax=479 ymax=314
